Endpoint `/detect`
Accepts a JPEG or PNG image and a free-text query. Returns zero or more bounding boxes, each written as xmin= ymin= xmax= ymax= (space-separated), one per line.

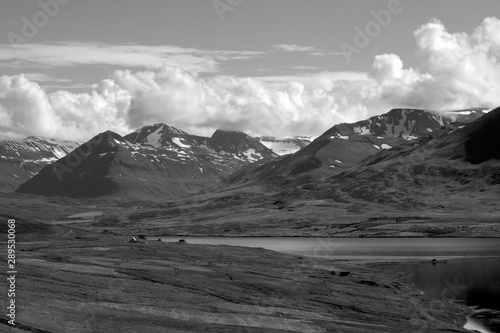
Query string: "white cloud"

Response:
xmin=0 ymin=74 xmax=131 ymax=141
xmin=1 ymin=18 xmax=500 ymax=142
xmin=272 ymin=44 xmax=318 ymax=52
xmin=22 ymin=73 xmax=72 ymax=83
xmin=0 ymin=67 xmax=374 ymax=141
xmin=368 ymin=17 xmax=500 ymax=110
xmin=0 ymin=41 xmax=264 ymax=73
xmin=0 ymin=75 xmax=61 ymax=139
xmin=271 ymin=44 xmax=342 ymax=57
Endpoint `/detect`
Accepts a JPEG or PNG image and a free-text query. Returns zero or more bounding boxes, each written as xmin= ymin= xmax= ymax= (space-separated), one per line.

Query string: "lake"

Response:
xmin=160 ymin=237 xmax=500 ymax=259
xmin=160 ymin=237 xmax=500 ymax=332
xmin=378 ymin=258 xmax=500 ymax=333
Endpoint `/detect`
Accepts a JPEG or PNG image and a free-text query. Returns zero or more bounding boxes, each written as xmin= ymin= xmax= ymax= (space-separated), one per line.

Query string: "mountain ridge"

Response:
xmin=7 ymin=106 xmax=493 ymax=199
xmin=226 ymin=107 xmax=487 ymax=186
xmin=15 ymin=125 xmax=278 ymax=199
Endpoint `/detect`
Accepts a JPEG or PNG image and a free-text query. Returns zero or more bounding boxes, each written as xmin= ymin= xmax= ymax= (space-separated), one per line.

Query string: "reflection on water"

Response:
xmin=378 ymin=258 xmax=500 ymax=333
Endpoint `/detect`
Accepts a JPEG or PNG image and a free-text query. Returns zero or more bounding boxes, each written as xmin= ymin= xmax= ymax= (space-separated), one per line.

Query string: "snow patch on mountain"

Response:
xmin=354 ymin=126 xmax=371 ymax=135
xmin=172 ymin=137 xmax=190 ymax=148
xmin=243 ymin=149 xmax=259 ymax=162
xmin=331 ymin=135 xmax=349 ymax=140
xmin=146 ymin=126 xmax=164 ymax=147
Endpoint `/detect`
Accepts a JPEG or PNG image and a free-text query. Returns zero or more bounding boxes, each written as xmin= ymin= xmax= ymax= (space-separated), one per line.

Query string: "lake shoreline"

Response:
xmin=11 ymin=232 xmax=475 ymax=332
xmin=154 ymin=237 xmax=500 ymax=332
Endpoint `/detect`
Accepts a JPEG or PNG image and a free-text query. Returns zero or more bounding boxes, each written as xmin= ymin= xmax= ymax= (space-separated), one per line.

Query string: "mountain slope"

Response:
xmin=309 ymin=107 xmax=500 ymax=209
xmin=0 ymin=137 xmax=80 ymax=192
xmin=16 ymin=124 xmax=278 ymax=199
xmin=227 ymin=108 xmax=488 ymax=186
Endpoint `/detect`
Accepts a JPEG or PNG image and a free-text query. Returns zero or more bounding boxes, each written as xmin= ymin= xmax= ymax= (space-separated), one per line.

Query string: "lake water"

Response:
xmin=160 ymin=237 xmax=500 ymax=332
xmin=160 ymin=237 xmax=500 ymax=259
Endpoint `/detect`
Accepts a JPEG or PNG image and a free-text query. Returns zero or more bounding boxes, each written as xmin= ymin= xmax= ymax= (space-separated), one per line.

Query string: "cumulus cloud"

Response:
xmin=368 ymin=17 xmax=500 ymax=110
xmin=1 ymin=18 xmax=500 ymax=142
xmin=0 ymin=74 xmax=131 ymax=141
xmin=0 ymin=75 xmax=57 ymax=138
xmin=115 ymin=66 xmax=374 ymax=137
xmin=0 ymin=68 xmax=373 ymax=141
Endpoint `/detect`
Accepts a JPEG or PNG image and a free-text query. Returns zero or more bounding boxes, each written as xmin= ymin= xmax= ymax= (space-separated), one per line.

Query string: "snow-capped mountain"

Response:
xmin=228 ymin=108 xmax=488 ymax=185
xmin=0 ymin=136 xmax=80 ymax=192
xmin=310 ymin=106 xmax=500 ymax=209
xmin=9 ymin=107 xmax=491 ymax=198
xmin=325 ymin=108 xmax=449 ymax=139
xmin=16 ymin=125 xmax=277 ymax=199
xmin=124 ymin=123 xmax=278 ymax=169
xmin=254 ymin=136 xmax=314 ymax=155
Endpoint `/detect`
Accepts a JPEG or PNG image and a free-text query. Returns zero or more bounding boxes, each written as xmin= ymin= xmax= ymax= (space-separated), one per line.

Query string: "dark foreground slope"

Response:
xmin=0 ymin=210 xmax=471 ymax=333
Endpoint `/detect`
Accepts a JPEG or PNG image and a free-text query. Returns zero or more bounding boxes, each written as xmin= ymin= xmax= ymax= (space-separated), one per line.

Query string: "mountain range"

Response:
xmin=14 ymin=124 xmax=278 ymax=198
xmin=227 ymin=108 xmax=491 ymax=186
xmin=0 ymin=126 xmax=314 ymax=194
xmin=4 ymin=106 xmax=496 ymax=204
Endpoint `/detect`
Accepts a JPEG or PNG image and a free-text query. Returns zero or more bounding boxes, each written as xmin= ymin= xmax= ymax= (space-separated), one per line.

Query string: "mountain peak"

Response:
xmin=100 ymin=130 xmax=125 ymax=142
xmin=150 ymin=123 xmax=187 ymax=136
xmin=124 ymin=123 xmax=188 ymax=147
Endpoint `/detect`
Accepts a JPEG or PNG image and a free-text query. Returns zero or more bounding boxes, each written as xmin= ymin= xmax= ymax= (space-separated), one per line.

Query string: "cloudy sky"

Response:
xmin=1 ymin=0 xmax=500 ymax=141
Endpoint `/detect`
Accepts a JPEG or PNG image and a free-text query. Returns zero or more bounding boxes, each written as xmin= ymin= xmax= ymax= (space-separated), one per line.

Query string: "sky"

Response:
xmin=1 ymin=0 xmax=500 ymax=141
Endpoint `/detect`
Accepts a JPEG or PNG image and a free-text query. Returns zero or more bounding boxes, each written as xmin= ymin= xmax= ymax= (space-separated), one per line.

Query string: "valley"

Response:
xmin=0 ymin=208 xmax=478 ymax=333
xmin=1 ymin=107 xmax=499 ymax=332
